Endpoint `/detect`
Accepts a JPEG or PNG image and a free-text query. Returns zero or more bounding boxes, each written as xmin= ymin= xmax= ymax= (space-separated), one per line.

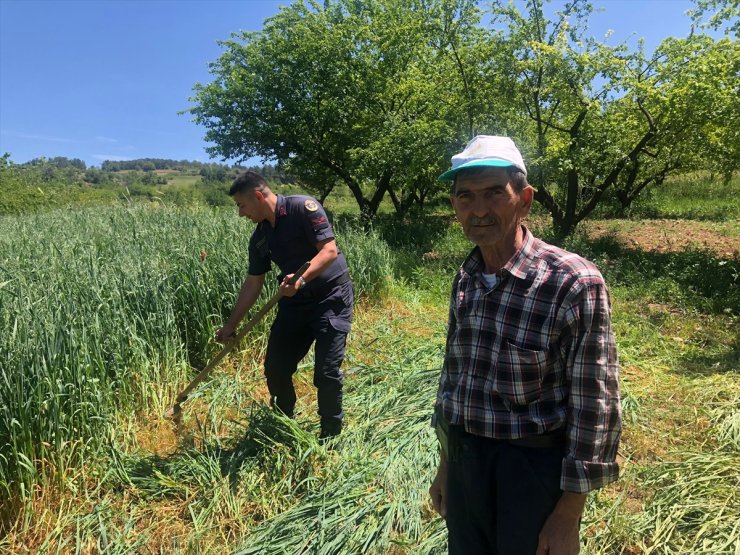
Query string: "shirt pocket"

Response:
xmin=493 ymin=340 xmax=548 ymax=406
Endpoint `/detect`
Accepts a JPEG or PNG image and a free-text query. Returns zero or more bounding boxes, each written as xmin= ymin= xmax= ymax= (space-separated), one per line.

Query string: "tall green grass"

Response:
xmin=0 ymin=206 xmax=393 ymax=507
xmin=625 ymin=172 xmax=740 ymax=221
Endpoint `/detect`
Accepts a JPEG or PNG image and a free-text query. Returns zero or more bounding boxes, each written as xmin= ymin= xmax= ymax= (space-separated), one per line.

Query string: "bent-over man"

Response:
xmin=217 ymin=171 xmax=353 ymax=439
xmin=429 ymin=136 xmax=621 ymax=555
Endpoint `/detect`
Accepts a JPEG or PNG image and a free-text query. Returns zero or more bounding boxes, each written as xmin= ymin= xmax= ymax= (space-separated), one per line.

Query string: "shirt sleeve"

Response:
xmin=559 ymin=281 xmax=622 ymax=493
xmin=437 ymin=276 xmax=459 ymax=409
xmin=247 ymin=229 xmax=271 ymax=276
xmin=301 ymin=200 xmax=335 ymax=245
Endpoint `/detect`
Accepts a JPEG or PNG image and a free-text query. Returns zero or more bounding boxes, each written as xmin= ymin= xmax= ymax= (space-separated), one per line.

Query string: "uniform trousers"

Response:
xmin=446 ymin=426 xmax=566 ymax=555
xmin=264 ymin=280 xmax=353 ymax=434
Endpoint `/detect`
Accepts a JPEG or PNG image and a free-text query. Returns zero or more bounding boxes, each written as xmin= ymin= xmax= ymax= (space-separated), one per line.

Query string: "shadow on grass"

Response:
xmin=361 ymin=214 xmax=739 ymax=315
xmin=334 ymin=211 xmax=454 ymax=251
xmin=0 ymin=495 xmax=22 ymax=539
xmin=115 ymin=407 xmax=321 ymax=500
xmin=554 ymin=233 xmax=739 ymax=315
xmin=333 ymin=211 xmax=739 ymax=314
xmin=334 ymin=211 xmax=464 ymax=288
xmin=674 ymin=345 xmax=740 ymax=377
xmin=619 ymin=204 xmax=739 ymax=222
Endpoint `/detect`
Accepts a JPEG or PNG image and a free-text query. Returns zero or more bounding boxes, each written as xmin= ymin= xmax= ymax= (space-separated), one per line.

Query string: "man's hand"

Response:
xmin=215 ymin=324 xmax=236 ymax=343
xmin=429 ymin=456 xmax=448 ymax=519
xmin=536 ymin=492 xmax=586 ymax=555
xmin=279 ymin=273 xmax=303 ymax=298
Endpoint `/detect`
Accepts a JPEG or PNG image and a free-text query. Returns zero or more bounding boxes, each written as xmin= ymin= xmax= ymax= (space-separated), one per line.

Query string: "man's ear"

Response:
xmin=254 ymin=189 xmax=265 ymax=202
xmin=520 ymin=185 xmax=534 ymax=213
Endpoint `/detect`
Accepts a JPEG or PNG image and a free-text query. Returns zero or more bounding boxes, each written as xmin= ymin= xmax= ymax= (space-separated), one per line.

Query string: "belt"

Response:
xmin=328 ymin=272 xmax=351 ymax=287
xmin=447 ymin=423 xmax=566 ymax=450
xmin=507 ymin=428 xmax=566 ymax=449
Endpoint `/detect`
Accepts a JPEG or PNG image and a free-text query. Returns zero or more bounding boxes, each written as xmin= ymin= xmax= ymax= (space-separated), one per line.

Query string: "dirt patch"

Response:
xmin=584 ymin=219 xmax=739 ymax=258
xmin=135 ymin=417 xmax=181 ymax=456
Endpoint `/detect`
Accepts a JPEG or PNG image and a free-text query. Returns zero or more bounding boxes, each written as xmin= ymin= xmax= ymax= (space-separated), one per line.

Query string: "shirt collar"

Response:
xmin=461 ymin=225 xmax=536 ymax=281
xmin=275 ymin=194 xmax=287 ymax=219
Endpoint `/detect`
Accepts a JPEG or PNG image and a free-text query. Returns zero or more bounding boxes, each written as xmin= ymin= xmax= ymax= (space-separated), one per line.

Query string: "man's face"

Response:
xmin=450 ymin=167 xmax=532 ymax=250
xmin=232 ymin=190 xmax=263 ymax=223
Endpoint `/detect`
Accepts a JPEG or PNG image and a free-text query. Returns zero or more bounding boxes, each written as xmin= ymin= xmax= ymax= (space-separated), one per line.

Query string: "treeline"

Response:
xmin=24 ymin=156 xmax=87 ymax=170
xmin=199 ymin=163 xmax=292 ymax=184
xmin=102 ymin=158 xmax=229 ymax=172
xmin=16 ymin=155 xmax=292 ymax=180
xmin=4 ymin=155 xmax=292 ymax=183
xmin=0 ymin=153 xmax=296 ymax=214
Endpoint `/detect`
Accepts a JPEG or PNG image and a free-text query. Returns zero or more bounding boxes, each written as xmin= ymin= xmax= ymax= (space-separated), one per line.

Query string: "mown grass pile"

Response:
xmin=1 ymin=196 xmax=738 ymax=553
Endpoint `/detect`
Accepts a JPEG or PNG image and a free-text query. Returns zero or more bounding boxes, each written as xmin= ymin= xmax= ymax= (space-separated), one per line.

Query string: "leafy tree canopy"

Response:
xmin=483 ymin=0 xmax=739 ymax=234
xmin=190 ymin=0 xmax=485 ymax=221
xmin=189 ymin=0 xmax=738 ymax=231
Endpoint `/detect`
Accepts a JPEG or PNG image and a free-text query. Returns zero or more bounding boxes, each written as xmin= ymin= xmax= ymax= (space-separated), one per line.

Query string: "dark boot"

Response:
xmin=270 ymin=396 xmax=294 ymax=419
xmin=319 ymin=419 xmax=342 ymax=440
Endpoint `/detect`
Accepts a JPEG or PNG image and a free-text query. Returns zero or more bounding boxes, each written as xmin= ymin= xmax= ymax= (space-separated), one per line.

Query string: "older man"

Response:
xmin=429 ymin=136 xmax=621 ymax=554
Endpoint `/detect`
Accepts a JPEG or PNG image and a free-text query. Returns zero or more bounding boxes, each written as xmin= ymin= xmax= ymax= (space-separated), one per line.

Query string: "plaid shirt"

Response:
xmin=436 ymin=226 xmax=621 ymax=493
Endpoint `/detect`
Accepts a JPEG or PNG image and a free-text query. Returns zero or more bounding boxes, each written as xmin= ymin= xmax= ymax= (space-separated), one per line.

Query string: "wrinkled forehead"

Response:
xmin=452 ymin=166 xmax=512 ymax=192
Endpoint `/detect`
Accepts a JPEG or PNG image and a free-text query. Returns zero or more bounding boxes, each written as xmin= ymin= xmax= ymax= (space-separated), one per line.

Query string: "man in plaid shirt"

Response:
xmin=429 ymin=136 xmax=621 ymax=555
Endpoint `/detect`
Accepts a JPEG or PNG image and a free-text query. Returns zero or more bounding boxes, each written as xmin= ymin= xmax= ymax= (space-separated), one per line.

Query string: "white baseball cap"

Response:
xmin=439 ymin=135 xmax=527 ymax=181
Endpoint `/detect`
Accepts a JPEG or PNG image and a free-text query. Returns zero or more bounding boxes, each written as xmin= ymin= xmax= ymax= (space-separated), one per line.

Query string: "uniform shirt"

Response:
xmin=436 ymin=226 xmax=621 ymax=494
xmin=248 ymin=195 xmax=349 ymax=294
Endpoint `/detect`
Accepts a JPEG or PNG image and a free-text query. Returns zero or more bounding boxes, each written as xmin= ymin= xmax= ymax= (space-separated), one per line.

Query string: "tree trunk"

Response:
xmin=318 ymin=183 xmax=335 ymax=205
xmin=551 ymin=213 xmax=576 ymax=240
xmin=363 ymin=171 xmax=392 ymax=224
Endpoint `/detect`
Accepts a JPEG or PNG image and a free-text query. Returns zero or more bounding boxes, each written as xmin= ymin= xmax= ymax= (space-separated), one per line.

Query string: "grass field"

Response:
xmin=0 ymin=175 xmax=738 ymax=553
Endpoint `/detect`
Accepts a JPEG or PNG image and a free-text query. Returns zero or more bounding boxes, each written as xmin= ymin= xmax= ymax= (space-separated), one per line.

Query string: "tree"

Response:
xmin=687 ymin=0 xmax=740 ymax=36
xmin=483 ymin=0 xmax=738 ymax=235
xmin=84 ymin=168 xmax=112 ymax=185
xmin=189 ymin=0 xmax=482 ymax=222
xmin=617 ymin=35 xmax=739 ymax=195
xmin=190 ymin=0 xmax=736 ymax=232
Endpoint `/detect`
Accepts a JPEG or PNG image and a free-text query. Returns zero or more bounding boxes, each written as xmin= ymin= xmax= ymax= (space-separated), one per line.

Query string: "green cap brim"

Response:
xmin=438 ymin=159 xmax=517 ymax=182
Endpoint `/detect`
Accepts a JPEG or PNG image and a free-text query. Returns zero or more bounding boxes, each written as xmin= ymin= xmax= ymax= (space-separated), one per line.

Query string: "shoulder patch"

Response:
xmin=304 ymin=199 xmax=319 ymax=212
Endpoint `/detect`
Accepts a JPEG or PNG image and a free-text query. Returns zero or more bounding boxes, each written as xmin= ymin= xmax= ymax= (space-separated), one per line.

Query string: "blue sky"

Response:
xmin=0 ymin=0 xmax=704 ymax=168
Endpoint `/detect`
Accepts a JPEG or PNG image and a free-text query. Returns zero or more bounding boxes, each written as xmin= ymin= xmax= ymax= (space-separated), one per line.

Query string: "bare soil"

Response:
xmin=583 ymin=219 xmax=739 ymax=258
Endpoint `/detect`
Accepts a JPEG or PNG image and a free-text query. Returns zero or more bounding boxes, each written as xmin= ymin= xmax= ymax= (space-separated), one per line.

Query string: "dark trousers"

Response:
xmin=446 ymin=427 xmax=565 ymax=555
xmin=263 ymin=280 xmax=353 ymax=433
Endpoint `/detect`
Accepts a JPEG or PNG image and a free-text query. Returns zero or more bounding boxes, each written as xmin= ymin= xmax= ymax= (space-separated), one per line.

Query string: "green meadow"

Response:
xmin=0 ymin=175 xmax=738 ymax=553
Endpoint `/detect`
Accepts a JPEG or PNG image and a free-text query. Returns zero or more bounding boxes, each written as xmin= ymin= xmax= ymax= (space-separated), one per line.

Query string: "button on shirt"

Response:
xmin=437 ymin=226 xmax=621 ymax=493
xmin=248 ymin=195 xmax=349 ymax=292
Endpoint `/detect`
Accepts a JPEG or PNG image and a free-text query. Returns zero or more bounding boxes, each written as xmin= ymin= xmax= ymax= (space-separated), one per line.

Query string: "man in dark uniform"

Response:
xmin=216 ymin=171 xmax=353 ymax=439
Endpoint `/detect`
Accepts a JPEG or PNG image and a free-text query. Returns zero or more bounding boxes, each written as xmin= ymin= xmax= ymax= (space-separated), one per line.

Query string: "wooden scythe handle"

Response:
xmin=172 ymin=261 xmax=310 ymax=406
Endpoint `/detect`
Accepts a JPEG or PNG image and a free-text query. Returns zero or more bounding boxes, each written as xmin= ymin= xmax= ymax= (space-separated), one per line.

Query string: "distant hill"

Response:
xmin=13 ymin=155 xmax=292 ymax=183
xmin=0 ymin=154 xmax=297 ymax=214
